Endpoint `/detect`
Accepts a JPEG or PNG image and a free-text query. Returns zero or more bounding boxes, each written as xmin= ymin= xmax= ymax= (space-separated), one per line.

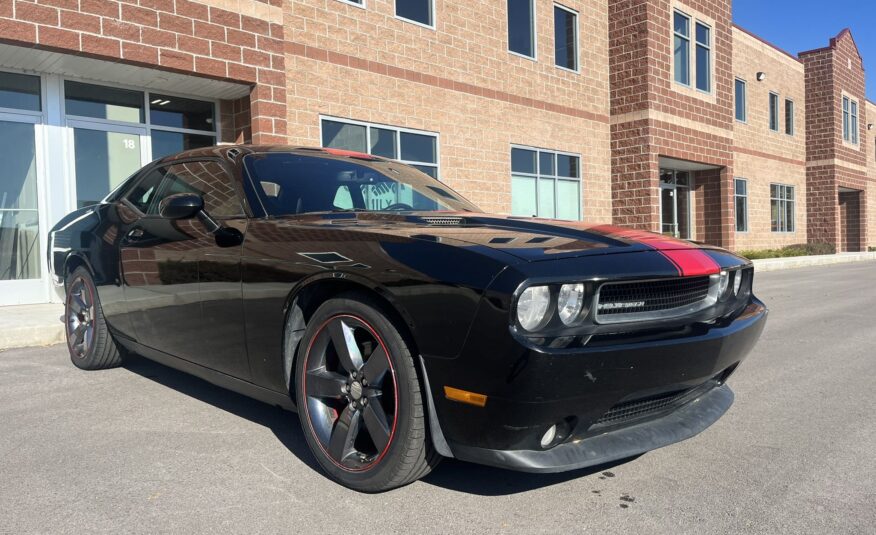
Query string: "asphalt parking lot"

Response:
xmin=1 ymin=262 xmax=875 ymax=534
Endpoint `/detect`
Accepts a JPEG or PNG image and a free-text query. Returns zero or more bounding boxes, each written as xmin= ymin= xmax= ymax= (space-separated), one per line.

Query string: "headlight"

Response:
xmin=557 ymin=283 xmax=586 ymax=325
xmin=718 ymin=270 xmax=729 ymax=296
xmin=732 ymin=270 xmax=743 ymax=295
xmin=517 ymin=285 xmax=551 ymax=331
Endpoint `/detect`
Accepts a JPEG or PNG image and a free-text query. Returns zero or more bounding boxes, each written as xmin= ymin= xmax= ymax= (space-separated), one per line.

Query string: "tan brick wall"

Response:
xmin=867 ymin=100 xmax=876 ymax=248
xmin=801 ymin=30 xmax=868 ymax=252
xmin=283 ymin=0 xmax=612 ymax=221
xmin=609 ymin=0 xmax=735 ymax=248
xmin=0 ymin=0 xmax=287 ymax=143
xmin=731 ymin=28 xmax=806 ymax=250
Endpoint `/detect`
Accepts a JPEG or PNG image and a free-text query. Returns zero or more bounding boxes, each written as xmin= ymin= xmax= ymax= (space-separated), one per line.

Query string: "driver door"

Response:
xmin=121 ymin=159 xmax=250 ymax=379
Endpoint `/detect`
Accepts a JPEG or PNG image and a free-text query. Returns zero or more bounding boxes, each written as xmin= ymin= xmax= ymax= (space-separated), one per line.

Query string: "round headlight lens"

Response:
xmin=733 ymin=270 xmax=743 ymax=295
xmin=557 ymin=283 xmax=586 ymax=325
xmin=517 ymin=285 xmax=551 ymax=331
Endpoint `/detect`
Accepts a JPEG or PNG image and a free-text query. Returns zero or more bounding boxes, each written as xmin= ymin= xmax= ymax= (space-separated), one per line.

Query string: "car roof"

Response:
xmin=154 ymin=145 xmax=386 ymax=166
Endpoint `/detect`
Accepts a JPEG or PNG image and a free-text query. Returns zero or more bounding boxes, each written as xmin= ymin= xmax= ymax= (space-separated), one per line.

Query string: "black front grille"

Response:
xmin=596 ymin=276 xmax=711 ymax=319
xmin=593 ymin=389 xmax=690 ymax=426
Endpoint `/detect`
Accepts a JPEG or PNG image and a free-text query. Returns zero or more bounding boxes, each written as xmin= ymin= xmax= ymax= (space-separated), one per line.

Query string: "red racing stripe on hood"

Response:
xmin=587 ymin=225 xmax=721 ymax=276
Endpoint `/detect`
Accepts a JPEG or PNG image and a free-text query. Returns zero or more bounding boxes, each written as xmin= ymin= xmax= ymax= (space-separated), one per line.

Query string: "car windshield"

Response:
xmin=243 ymin=152 xmax=481 ymax=215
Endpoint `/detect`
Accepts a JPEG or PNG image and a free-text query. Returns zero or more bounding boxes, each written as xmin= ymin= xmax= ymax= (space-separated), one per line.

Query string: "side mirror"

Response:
xmin=158 ymin=193 xmax=203 ymax=220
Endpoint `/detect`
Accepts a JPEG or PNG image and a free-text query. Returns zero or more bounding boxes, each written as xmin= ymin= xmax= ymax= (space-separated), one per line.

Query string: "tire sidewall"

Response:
xmin=295 ymin=295 xmax=421 ymax=491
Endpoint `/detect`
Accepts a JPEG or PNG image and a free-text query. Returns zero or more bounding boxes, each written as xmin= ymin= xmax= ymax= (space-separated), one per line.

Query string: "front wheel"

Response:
xmin=64 ymin=267 xmax=122 ymax=370
xmin=294 ymin=293 xmax=439 ymax=492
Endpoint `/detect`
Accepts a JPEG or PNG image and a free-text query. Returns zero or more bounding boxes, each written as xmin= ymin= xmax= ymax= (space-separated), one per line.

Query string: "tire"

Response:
xmin=64 ymin=266 xmax=123 ymax=370
xmin=294 ymin=292 xmax=440 ymax=492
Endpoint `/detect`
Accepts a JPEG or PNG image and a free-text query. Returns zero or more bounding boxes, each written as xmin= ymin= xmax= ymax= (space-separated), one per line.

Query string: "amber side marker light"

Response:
xmin=444 ymin=386 xmax=488 ymax=407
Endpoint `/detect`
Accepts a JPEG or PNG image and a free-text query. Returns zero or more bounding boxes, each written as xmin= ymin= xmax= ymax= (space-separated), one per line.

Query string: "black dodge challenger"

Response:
xmin=49 ymin=146 xmax=766 ymax=492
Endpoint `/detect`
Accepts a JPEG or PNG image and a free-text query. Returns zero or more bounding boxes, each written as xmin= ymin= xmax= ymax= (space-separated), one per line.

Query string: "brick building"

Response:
xmin=0 ymin=0 xmax=873 ymax=305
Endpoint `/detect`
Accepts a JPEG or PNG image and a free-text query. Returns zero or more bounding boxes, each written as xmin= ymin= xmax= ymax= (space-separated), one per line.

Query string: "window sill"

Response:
xmin=394 ymin=15 xmax=435 ymax=30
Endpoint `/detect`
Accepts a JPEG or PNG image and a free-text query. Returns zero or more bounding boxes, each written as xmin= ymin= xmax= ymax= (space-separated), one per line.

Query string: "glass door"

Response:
xmin=0 ymin=111 xmax=47 ymax=305
xmin=659 ymin=169 xmax=692 ymax=239
xmin=67 ymin=120 xmax=147 ymax=209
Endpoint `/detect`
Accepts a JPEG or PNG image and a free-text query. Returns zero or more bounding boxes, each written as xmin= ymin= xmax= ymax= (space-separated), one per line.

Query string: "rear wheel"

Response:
xmin=295 ymin=293 xmax=439 ymax=492
xmin=64 ymin=267 xmax=122 ymax=370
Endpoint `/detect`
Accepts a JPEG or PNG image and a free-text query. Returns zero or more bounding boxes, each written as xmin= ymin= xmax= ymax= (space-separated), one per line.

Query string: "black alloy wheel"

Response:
xmin=294 ymin=294 xmax=439 ymax=492
xmin=302 ymin=314 xmax=398 ymax=471
xmin=64 ymin=267 xmax=123 ymax=370
xmin=66 ymin=274 xmax=96 ymax=360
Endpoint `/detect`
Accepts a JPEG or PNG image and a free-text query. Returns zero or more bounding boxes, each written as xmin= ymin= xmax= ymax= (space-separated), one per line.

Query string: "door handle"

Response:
xmin=126 ymin=228 xmax=145 ymax=241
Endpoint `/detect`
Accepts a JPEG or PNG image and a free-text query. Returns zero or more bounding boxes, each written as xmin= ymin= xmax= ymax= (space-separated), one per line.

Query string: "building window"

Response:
xmin=508 ymin=0 xmax=536 ymax=58
xmin=694 ymin=22 xmax=711 ymax=92
xmin=511 ymin=146 xmax=581 ymax=220
xmin=336 ymin=0 xmax=364 ymax=6
xmin=673 ymin=11 xmax=690 ymax=85
xmin=734 ymin=178 xmax=748 ymax=232
xmin=554 ymin=4 xmax=578 ymax=72
xmin=770 ymin=183 xmax=795 ymax=233
xmin=0 ymin=71 xmax=41 ymax=112
xmin=734 ymin=78 xmax=746 ymax=122
xmin=321 ymin=117 xmax=439 ymax=178
xmin=395 ymin=0 xmax=433 ymax=28
xmin=769 ymin=92 xmax=779 ymax=132
xmin=842 ymin=96 xmax=859 ymax=144
xmin=784 ymin=99 xmax=794 ymax=135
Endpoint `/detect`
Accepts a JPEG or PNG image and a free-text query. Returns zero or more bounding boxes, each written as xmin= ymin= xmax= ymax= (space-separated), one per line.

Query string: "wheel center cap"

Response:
xmin=349 ymin=381 xmax=363 ymax=400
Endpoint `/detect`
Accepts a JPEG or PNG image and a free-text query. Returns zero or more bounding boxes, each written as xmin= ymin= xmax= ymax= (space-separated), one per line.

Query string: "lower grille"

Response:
xmin=593 ymin=389 xmax=690 ymax=427
xmin=595 ymin=276 xmax=714 ymax=323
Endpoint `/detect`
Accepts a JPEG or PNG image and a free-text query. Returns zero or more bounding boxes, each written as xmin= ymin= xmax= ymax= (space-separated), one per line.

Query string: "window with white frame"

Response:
xmin=694 ymin=21 xmax=711 ymax=92
xmin=511 ymin=146 xmax=582 ymax=220
xmin=770 ymin=183 xmax=795 ymax=233
xmin=734 ymin=178 xmax=748 ymax=232
xmin=785 ymin=98 xmax=794 ymax=135
xmin=508 ymin=0 xmax=536 ymax=58
xmin=673 ymin=11 xmax=690 ymax=85
xmin=337 ymin=0 xmax=364 ymax=6
xmin=396 ymin=0 xmax=433 ymax=28
xmin=843 ymin=95 xmax=858 ymax=144
xmin=321 ymin=117 xmax=439 ymax=178
xmin=769 ymin=92 xmax=779 ymax=132
xmin=734 ymin=78 xmax=746 ymax=122
xmin=673 ymin=10 xmax=712 ymax=92
xmin=553 ymin=4 xmax=578 ymax=71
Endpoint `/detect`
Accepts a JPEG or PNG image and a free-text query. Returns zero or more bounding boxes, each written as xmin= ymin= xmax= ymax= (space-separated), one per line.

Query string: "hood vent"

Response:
xmin=421 ymin=216 xmax=465 ymax=226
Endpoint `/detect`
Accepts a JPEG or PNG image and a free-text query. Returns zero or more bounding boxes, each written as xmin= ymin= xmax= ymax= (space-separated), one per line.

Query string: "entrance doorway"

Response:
xmin=660 ymin=169 xmax=692 ymax=239
xmin=838 ymin=188 xmax=862 ymax=253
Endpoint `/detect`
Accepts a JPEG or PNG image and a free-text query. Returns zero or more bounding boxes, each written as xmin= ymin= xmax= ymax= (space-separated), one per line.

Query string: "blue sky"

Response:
xmin=733 ymin=0 xmax=876 ymax=101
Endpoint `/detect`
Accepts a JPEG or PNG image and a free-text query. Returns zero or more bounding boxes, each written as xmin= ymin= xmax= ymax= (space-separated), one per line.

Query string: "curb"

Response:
xmin=0 ymin=326 xmax=65 ymax=351
xmin=752 ymin=252 xmax=876 ymax=272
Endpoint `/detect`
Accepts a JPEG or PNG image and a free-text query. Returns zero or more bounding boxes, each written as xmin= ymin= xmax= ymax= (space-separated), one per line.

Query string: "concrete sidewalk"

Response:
xmin=1 ymin=252 xmax=873 ymax=351
xmin=751 ymin=251 xmax=876 ymax=272
xmin=0 ymin=304 xmax=64 ymax=351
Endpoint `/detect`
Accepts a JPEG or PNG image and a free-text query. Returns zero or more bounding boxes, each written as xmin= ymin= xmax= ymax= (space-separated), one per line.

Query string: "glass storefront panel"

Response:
xmin=151 ymin=130 xmax=215 ymax=160
xmin=73 ymin=128 xmax=142 ymax=208
xmin=149 ymin=93 xmax=215 ymax=131
xmin=65 ymin=81 xmax=144 ymax=123
xmin=0 ymin=72 xmax=41 ymax=112
xmin=0 ymin=121 xmax=40 ymax=281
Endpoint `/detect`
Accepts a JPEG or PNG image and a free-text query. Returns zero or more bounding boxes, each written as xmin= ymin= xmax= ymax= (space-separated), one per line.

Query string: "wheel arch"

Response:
xmin=63 ymin=252 xmax=94 ymax=283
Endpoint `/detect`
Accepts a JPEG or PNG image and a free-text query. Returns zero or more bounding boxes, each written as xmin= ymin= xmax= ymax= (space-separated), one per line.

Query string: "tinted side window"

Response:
xmin=125 ymin=168 xmax=167 ymax=213
xmin=158 ymin=161 xmax=243 ymax=217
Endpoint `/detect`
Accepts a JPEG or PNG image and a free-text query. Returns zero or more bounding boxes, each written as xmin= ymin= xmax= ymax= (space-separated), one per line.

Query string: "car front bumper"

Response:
xmin=424 ymin=298 xmax=767 ymax=472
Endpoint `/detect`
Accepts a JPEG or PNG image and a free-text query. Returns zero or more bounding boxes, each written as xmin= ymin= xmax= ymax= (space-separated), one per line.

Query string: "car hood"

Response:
xmin=288 ymin=212 xmax=724 ymax=263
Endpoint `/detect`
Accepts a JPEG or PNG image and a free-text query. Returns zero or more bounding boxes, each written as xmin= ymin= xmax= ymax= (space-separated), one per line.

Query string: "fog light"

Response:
xmin=540 ymin=424 xmax=557 ymax=448
xmin=733 ymin=270 xmax=743 ymax=295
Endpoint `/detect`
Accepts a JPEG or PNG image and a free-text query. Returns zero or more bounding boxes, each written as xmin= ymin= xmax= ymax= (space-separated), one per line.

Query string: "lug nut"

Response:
xmin=361 ymin=398 xmax=368 ymax=406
